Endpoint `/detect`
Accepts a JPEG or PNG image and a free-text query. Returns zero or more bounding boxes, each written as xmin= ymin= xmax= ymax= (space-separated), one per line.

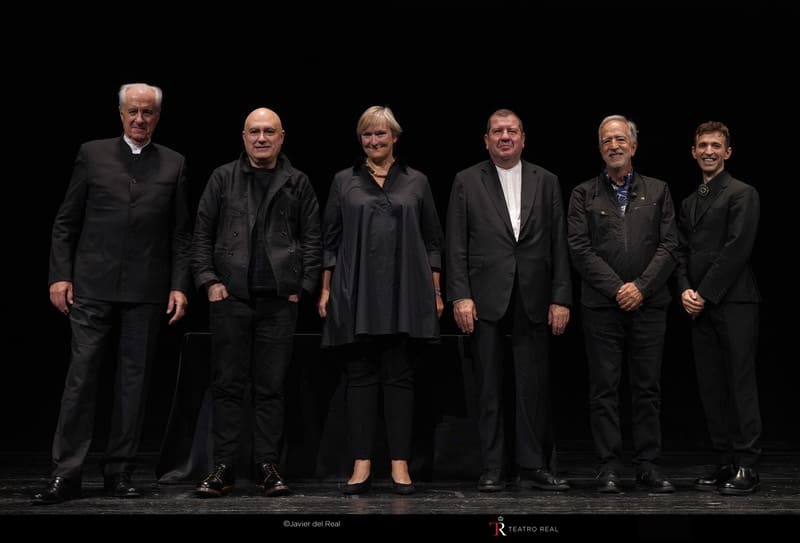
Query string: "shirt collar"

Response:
xmin=123 ymin=134 xmax=150 ymax=154
xmin=604 ymin=169 xmax=634 ymax=190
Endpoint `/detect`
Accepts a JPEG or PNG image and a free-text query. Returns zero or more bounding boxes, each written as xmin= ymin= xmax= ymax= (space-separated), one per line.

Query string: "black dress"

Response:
xmin=321 ymin=162 xmax=442 ymax=347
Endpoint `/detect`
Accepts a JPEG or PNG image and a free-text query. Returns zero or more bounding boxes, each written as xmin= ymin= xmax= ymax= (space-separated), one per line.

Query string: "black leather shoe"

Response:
xmin=693 ymin=464 xmax=734 ymax=491
xmin=196 ymin=463 xmax=235 ymax=497
xmin=718 ymin=466 xmax=759 ymax=495
xmin=392 ymin=479 xmax=417 ymax=495
xmin=342 ymin=474 xmax=371 ymax=495
xmin=477 ymin=469 xmax=505 ymax=492
xmin=104 ymin=473 xmax=141 ymax=498
xmin=517 ymin=468 xmax=570 ymax=491
xmin=256 ymin=462 xmax=290 ymax=496
xmin=636 ymin=468 xmax=675 ymax=493
xmin=31 ymin=476 xmax=81 ymax=505
xmin=596 ymin=470 xmax=622 ymax=493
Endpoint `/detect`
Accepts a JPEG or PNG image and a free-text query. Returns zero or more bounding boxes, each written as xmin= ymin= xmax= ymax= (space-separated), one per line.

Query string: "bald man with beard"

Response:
xmin=191 ymin=108 xmax=321 ymax=497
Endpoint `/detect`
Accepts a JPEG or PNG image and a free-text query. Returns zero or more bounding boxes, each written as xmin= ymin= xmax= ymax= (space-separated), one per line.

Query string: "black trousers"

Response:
xmin=52 ymin=296 xmax=162 ymax=482
xmin=582 ymin=305 xmax=667 ymax=471
xmin=692 ymin=302 xmax=761 ymax=467
xmin=345 ymin=336 xmax=414 ymax=461
xmin=209 ymin=296 xmax=297 ymax=466
xmin=471 ymin=282 xmax=552 ymax=472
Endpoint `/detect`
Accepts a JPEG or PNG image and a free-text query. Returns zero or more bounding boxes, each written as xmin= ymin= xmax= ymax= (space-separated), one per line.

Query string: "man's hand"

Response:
xmin=681 ymin=288 xmax=705 ymax=318
xmin=49 ymin=281 xmax=73 ymax=315
xmin=548 ymin=304 xmax=570 ymax=335
xmin=167 ymin=290 xmax=189 ymax=324
xmin=453 ymin=298 xmax=478 ymax=334
xmin=616 ymin=282 xmax=644 ymax=312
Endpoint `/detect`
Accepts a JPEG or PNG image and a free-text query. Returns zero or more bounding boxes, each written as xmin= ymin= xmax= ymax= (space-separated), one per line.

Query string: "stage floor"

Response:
xmin=2 ymin=451 xmax=798 ymax=540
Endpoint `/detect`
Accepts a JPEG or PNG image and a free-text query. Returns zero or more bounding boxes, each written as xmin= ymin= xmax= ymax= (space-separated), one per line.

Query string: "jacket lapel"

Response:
xmin=481 ymin=162 xmax=515 ymax=238
xmin=694 ymin=172 xmax=728 ymax=226
xmin=519 ymin=161 xmax=539 ymax=234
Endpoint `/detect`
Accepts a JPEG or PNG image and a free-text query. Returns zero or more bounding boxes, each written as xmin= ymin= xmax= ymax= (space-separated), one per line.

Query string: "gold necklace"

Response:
xmin=366 ymin=160 xmax=392 ymax=178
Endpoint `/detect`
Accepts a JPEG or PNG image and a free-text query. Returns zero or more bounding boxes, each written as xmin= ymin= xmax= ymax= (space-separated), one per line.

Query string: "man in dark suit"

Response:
xmin=676 ymin=121 xmax=762 ymax=495
xmin=33 ymin=83 xmax=191 ymax=504
xmin=568 ymin=115 xmax=677 ymax=494
xmin=446 ymin=109 xmax=572 ymax=492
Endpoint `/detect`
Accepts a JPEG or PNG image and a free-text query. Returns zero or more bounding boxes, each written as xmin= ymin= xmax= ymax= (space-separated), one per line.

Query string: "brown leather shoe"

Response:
xmin=256 ymin=462 xmax=290 ymax=496
xmin=196 ymin=464 xmax=235 ymax=497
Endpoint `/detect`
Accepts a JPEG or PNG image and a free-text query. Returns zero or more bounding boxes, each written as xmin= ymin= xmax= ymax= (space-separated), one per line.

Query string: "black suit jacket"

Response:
xmin=676 ymin=171 xmax=761 ymax=304
xmin=49 ymin=137 xmax=192 ymax=303
xmin=446 ymin=159 xmax=572 ymax=323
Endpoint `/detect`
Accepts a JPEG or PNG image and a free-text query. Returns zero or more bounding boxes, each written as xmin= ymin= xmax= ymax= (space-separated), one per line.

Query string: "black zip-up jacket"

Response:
xmin=567 ymin=173 xmax=678 ymax=308
xmin=192 ymin=153 xmax=321 ymax=298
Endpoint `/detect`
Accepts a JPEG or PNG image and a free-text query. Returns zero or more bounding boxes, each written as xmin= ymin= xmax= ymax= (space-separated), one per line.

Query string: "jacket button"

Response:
xmin=233 ymin=232 xmax=238 ymax=237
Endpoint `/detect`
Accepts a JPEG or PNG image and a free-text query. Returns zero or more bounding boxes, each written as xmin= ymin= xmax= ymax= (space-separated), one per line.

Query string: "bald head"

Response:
xmin=242 ymin=108 xmax=285 ymax=168
xmin=244 ymin=108 xmax=281 ymax=130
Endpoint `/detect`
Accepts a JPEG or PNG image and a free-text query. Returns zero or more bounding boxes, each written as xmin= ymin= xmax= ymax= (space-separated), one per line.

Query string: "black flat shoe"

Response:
xmin=392 ymin=480 xmax=416 ymax=495
xmin=343 ymin=474 xmax=371 ymax=495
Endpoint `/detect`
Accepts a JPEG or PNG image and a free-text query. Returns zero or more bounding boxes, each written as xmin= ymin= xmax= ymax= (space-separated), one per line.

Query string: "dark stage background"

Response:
xmin=6 ymin=10 xmax=797 ymax=472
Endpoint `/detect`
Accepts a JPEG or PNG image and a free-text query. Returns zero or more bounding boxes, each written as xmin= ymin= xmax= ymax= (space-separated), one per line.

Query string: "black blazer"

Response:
xmin=676 ymin=171 xmax=761 ymax=304
xmin=446 ymin=159 xmax=572 ymax=323
xmin=49 ymin=137 xmax=192 ymax=303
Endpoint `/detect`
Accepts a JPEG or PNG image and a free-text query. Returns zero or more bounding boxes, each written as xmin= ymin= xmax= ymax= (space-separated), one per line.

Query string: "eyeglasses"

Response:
xmin=246 ymin=128 xmax=281 ymax=139
xmin=360 ymin=130 xmax=390 ymax=141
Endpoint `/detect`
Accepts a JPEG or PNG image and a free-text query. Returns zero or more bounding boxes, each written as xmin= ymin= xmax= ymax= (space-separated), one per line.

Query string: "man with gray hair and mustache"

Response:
xmin=568 ymin=115 xmax=678 ymax=494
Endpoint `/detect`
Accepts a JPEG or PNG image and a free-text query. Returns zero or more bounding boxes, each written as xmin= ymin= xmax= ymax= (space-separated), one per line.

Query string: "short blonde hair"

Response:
xmin=356 ymin=106 xmax=403 ymax=138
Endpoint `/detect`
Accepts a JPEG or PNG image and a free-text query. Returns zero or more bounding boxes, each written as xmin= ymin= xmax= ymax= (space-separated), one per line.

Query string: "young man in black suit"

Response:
xmin=676 ymin=121 xmax=762 ymax=495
